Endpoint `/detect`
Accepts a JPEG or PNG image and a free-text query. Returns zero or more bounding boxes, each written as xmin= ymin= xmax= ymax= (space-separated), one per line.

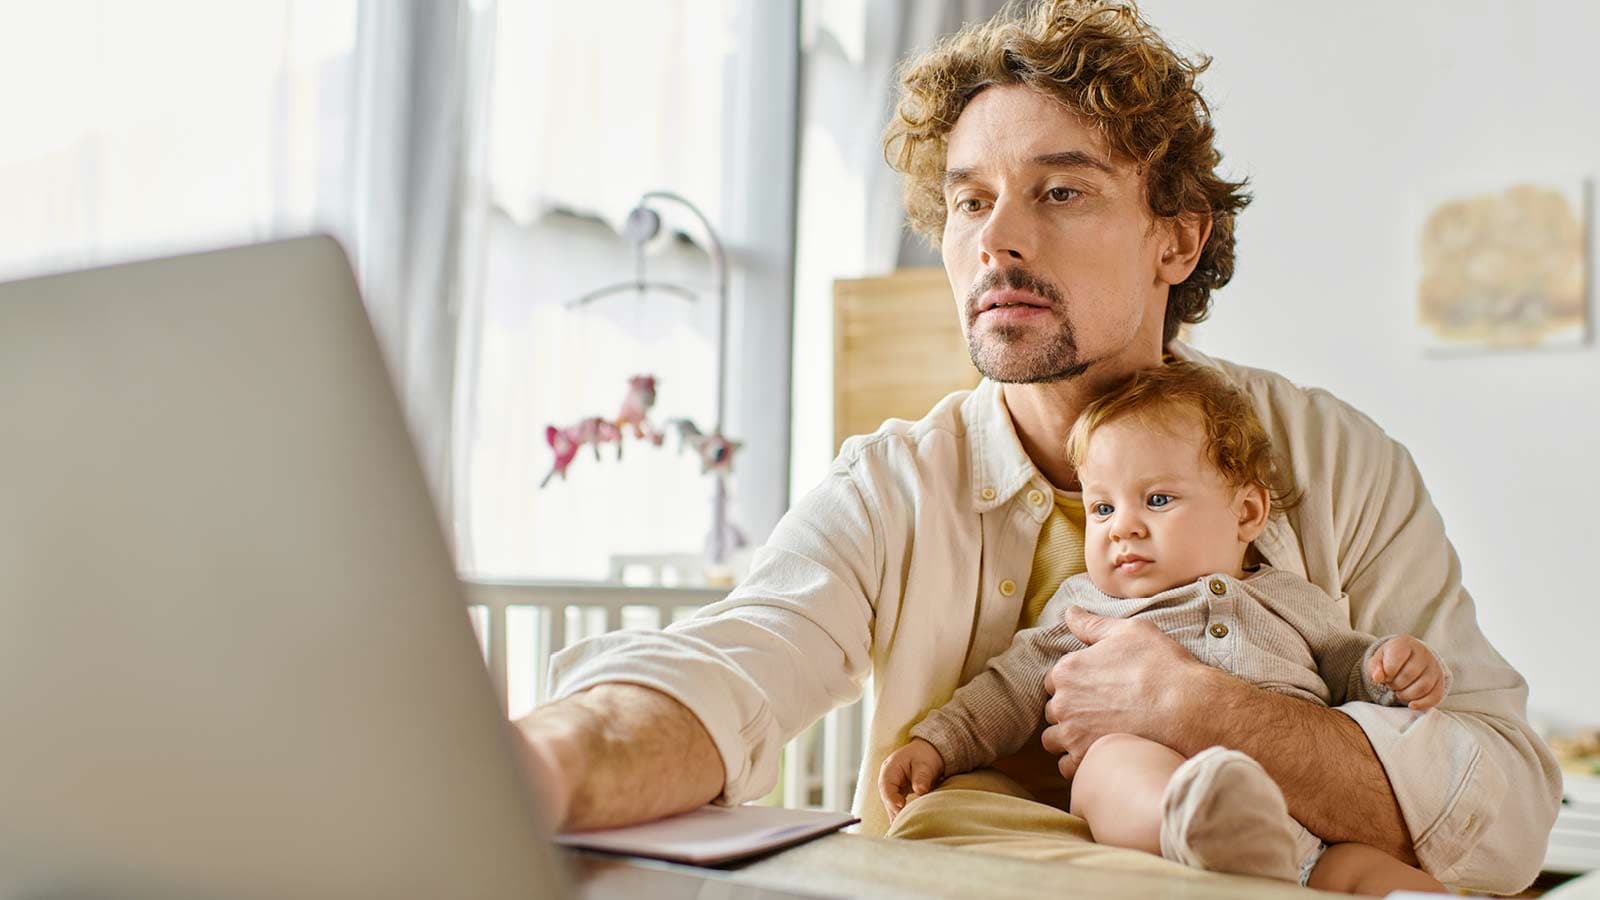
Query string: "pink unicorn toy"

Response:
xmin=617 ymin=375 xmax=657 ymax=439
xmin=573 ymin=416 xmax=623 ymax=460
xmin=539 ymin=425 xmax=582 ymax=487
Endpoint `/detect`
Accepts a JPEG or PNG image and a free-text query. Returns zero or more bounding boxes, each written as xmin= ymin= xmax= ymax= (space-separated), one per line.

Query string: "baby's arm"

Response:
xmin=893 ymin=603 xmax=1085 ymax=792
xmin=1307 ymin=621 xmax=1452 ymax=709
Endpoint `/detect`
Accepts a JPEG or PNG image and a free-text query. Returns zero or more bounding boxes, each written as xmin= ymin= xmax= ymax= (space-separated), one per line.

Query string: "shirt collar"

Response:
xmin=961 ymin=379 xmax=1041 ymax=514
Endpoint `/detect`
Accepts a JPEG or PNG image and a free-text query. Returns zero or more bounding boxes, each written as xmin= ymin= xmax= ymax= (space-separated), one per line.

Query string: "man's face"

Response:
xmin=940 ymin=84 xmax=1170 ymax=383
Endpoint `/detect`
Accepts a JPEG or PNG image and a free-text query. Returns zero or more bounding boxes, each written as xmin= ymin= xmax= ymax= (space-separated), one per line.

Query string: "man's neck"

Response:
xmin=1001 ymin=351 xmax=1165 ymax=491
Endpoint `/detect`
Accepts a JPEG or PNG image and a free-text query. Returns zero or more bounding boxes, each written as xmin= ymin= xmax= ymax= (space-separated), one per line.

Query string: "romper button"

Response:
xmin=1027 ymin=489 xmax=1046 ymax=507
xmin=999 ymin=579 xmax=1017 ymax=597
xmin=980 ymin=487 xmax=997 ymax=501
xmin=1210 ymin=623 xmax=1229 ymax=638
xmin=1208 ymin=578 xmax=1226 ymax=596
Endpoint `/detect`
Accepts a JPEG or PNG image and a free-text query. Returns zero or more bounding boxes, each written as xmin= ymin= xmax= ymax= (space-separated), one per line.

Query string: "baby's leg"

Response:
xmin=1068 ymin=732 xmax=1185 ymax=854
xmin=1306 ymin=843 xmax=1446 ymax=897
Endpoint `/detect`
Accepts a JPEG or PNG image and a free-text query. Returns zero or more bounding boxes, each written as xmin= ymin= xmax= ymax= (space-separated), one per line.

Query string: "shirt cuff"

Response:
xmin=550 ymin=629 xmax=782 ymax=806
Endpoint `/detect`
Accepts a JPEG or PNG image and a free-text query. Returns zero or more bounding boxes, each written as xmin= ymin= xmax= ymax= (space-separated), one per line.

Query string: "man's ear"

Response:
xmin=1156 ymin=214 xmax=1212 ymax=286
xmin=1235 ymin=482 xmax=1271 ymax=543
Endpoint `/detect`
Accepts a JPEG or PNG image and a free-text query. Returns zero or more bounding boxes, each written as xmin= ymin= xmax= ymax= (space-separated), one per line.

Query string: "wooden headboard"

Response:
xmin=833 ymin=268 xmax=981 ymax=451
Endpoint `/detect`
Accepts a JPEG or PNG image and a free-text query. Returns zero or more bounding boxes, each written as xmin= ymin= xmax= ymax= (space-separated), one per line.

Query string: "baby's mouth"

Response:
xmin=1113 ymin=554 xmax=1152 ymax=574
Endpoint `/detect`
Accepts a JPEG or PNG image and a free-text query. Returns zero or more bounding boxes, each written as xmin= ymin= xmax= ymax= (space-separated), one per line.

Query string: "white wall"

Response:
xmin=1137 ymin=1 xmax=1600 ymax=729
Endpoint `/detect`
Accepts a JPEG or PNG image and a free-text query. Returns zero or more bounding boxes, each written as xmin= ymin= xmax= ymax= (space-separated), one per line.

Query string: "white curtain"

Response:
xmin=484 ymin=0 xmax=736 ymax=231
xmin=0 ymin=0 xmax=476 ymax=540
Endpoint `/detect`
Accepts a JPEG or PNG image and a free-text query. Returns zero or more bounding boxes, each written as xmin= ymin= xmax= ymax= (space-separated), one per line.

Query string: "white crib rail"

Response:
xmin=463 ymin=578 xmax=865 ymax=813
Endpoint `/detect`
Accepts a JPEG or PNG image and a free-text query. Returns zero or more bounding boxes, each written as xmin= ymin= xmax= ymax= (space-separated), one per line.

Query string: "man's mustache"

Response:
xmin=966 ymin=267 xmax=1066 ymax=316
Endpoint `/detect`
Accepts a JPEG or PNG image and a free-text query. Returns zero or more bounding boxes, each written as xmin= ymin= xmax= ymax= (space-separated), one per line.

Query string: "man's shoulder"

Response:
xmin=834 ymin=386 xmax=975 ymax=469
xmin=1194 ymin=351 xmax=1391 ymax=446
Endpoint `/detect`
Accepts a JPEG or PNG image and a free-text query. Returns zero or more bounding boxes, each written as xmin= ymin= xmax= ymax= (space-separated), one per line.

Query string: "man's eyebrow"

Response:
xmin=942 ymin=167 xmax=980 ymax=191
xmin=942 ymin=150 xmax=1115 ymax=190
xmin=1032 ymin=150 xmax=1115 ymax=173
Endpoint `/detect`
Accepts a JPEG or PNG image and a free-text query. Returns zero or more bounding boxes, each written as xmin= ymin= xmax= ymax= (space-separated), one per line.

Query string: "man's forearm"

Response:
xmin=1166 ymin=669 xmax=1418 ymax=864
xmin=514 ymin=683 xmax=724 ymax=831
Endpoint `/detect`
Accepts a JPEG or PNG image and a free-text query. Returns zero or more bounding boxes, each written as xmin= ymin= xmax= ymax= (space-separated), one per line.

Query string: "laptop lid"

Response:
xmin=0 ymin=237 xmax=569 ymax=899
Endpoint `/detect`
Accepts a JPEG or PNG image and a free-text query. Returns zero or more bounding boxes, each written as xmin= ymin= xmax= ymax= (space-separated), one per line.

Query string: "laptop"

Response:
xmin=0 ymin=237 xmax=826 ymax=900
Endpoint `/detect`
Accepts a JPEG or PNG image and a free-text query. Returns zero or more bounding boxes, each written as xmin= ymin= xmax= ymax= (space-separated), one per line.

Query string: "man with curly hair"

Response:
xmin=515 ymin=1 xmax=1560 ymax=893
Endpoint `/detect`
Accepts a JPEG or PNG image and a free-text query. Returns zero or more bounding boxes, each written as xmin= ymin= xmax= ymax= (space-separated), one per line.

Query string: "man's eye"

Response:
xmin=955 ymin=197 xmax=986 ymax=213
xmin=1147 ymin=493 xmax=1173 ymax=509
xmin=1091 ymin=502 xmax=1114 ymax=517
xmin=1046 ymin=187 xmax=1079 ymax=202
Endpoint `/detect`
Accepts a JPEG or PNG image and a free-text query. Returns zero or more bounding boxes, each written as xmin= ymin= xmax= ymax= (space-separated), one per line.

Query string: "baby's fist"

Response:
xmin=878 ymin=738 xmax=946 ymax=821
xmin=1368 ymin=635 xmax=1449 ymax=710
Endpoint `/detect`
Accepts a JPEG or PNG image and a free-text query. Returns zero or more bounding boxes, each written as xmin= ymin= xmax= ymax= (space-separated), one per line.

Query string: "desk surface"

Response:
xmin=577 ymin=833 xmax=1357 ymax=899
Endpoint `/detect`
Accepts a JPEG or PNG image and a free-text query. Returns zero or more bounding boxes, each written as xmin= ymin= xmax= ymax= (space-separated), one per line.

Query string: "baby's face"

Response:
xmin=1078 ymin=415 xmax=1255 ymax=599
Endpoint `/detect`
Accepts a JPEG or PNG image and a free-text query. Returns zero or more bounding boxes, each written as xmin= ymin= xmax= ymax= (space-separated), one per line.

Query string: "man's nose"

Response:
xmin=978 ymin=195 xmax=1034 ymax=266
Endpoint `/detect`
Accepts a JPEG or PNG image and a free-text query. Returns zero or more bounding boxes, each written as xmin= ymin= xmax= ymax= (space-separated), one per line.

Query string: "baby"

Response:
xmin=879 ymin=363 xmax=1451 ymax=895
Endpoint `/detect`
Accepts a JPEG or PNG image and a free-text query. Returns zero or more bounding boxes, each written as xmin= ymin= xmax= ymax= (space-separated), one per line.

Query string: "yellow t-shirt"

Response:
xmin=1019 ymin=491 xmax=1087 ymax=629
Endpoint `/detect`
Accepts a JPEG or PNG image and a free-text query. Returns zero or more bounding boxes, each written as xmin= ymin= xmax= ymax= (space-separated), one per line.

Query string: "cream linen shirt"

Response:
xmin=550 ymin=341 xmax=1561 ymax=892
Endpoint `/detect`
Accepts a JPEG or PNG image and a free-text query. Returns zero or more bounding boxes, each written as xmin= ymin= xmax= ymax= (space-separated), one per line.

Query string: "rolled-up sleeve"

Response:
xmin=550 ymin=461 xmax=882 ymax=805
xmin=1331 ymin=412 xmax=1561 ymax=892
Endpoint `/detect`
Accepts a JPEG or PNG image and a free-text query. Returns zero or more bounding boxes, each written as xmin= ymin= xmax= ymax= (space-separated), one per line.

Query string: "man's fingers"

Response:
xmin=1042 ymin=721 xmax=1083 ymax=780
xmin=1041 ymin=722 xmax=1068 ymax=755
xmin=1056 ymin=746 xmax=1081 ymax=780
xmin=1063 ymin=606 xmax=1117 ymax=645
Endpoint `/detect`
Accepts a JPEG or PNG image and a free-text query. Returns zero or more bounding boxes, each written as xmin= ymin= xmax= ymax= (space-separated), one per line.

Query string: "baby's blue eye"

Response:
xmin=1091 ymin=502 xmax=1114 ymax=517
xmin=1147 ymin=494 xmax=1173 ymax=509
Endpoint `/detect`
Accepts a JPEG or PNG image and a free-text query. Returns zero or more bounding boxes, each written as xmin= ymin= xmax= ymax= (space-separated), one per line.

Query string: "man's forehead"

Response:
xmin=944 ymin=84 xmax=1118 ymax=176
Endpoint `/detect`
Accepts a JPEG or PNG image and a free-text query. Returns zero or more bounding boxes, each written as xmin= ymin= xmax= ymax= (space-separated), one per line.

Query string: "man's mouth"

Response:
xmin=978 ymin=289 xmax=1052 ymax=315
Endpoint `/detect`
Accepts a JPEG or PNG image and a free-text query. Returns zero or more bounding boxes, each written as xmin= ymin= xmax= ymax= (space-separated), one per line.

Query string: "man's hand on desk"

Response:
xmin=511 ymin=684 xmax=724 ymax=832
xmin=511 ymin=717 xmax=573 ymax=830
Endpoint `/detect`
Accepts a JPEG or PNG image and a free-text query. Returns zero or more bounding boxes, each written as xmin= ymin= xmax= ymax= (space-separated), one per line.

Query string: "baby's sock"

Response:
xmin=1158 ymin=746 xmax=1303 ymax=882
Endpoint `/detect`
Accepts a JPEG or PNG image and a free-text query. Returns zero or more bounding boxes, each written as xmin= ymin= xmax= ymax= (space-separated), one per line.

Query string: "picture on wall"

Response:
xmin=1417 ymin=180 xmax=1589 ymax=352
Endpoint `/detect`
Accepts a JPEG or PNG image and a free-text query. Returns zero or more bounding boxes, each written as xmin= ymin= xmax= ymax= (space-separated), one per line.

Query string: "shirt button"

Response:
xmin=980 ymin=487 xmax=997 ymax=501
xmin=1027 ymin=489 xmax=1046 ymax=507
xmin=1210 ymin=623 xmax=1229 ymax=639
xmin=999 ymin=578 xmax=1017 ymax=597
xmin=1208 ymin=578 xmax=1227 ymax=596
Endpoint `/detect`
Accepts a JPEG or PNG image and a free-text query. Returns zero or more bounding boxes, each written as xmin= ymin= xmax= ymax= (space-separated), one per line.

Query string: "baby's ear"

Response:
xmin=1235 ymin=483 xmax=1271 ymax=543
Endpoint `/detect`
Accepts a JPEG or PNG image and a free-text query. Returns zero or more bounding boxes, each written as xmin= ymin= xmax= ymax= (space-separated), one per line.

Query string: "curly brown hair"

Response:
xmin=1065 ymin=362 xmax=1301 ymax=515
xmin=883 ymin=0 xmax=1251 ymax=343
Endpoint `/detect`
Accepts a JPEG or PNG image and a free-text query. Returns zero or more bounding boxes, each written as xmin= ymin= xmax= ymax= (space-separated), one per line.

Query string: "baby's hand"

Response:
xmin=1368 ymin=635 xmax=1449 ymax=710
xmin=878 ymin=738 xmax=946 ymax=821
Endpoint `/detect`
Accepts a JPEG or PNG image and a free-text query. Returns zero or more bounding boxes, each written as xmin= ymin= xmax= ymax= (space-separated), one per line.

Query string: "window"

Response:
xmin=0 ymin=0 xmax=360 ymax=281
xmin=455 ymin=0 xmax=798 ymax=581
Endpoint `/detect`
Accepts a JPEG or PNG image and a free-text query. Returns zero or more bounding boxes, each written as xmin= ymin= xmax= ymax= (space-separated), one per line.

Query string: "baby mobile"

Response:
xmin=538 ymin=192 xmax=747 ymax=566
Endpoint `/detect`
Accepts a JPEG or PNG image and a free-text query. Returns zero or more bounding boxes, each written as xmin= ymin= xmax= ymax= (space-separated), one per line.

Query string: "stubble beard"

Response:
xmin=965 ymin=268 xmax=1092 ymax=384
